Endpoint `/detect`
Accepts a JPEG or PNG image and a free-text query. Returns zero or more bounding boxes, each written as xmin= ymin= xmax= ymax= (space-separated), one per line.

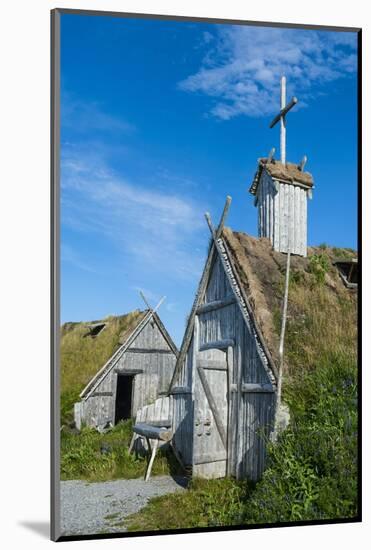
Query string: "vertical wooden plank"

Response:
xmin=227 ymin=345 xmax=234 ymax=476
xmin=288 ymin=185 xmax=294 ymax=252
xmin=294 ymin=185 xmax=300 ymax=254
xmin=302 ymin=189 xmax=307 ymax=257
xmin=274 ymin=181 xmax=280 ymax=251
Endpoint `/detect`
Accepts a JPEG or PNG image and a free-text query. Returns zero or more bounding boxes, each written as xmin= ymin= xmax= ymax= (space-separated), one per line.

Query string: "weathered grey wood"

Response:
xmin=199 ymin=339 xmax=234 ymax=352
xmin=219 ymin=239 xmax=278 ymax=383
xmin=241 ymin=383 xmax=275 ymax=393
xmin=267 ymin=147 xmax=275 ymax=162
xmin=197 ymin=359 xmax=227 ymax=370
xmin=133 ymin=423 xmax=172 ymax=442
xmin=125 ymin=348 xmax=174 ymax=354
xmin=128 ymin=434 xmax=136 ymax=454
xmin=194 ymin=451 xmax=227 ymax=465
xmin=169 ymin=197 xmax=232 ymax=391
xmin=226 ymin=345 xmax=234 ymax=476
xmin=81 ymin=298 xmax=166 ymax=399
xmin=170 ymin=386 xmax=192 ymax=395
xmin=114 ymin=368 xmax=144 ymax=375
xmin=145 ymin=438 xmax=159 ymax=481
xmin=170 ymin=198 xmax=284 ymax=482
xmin=197 ymin=366 xmax=227 ymax=448
xmin=76 ymin=309 xmax=178 ymax=430
xmin=139 ymin=290 xmax=153 ymax=311
xmin=146 ymin=420 xmax=172 ymax=428
xmin=196 ymin=296 xmax=236 ymax=315
xmin=298 ymin=155 xmax=307 ymax=171
xmin=269 ymin=94 xmax=298 ymax=128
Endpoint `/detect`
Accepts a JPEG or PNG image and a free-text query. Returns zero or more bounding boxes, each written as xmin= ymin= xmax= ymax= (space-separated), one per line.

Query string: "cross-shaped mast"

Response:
xmin=269 ymin=76 xmax=298 ymax=166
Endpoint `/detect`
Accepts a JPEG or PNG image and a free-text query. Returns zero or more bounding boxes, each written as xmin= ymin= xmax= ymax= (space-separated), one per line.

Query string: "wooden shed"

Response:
xmin=168 ymin=207 xmax=287 ymax=481
xmin=249 ymin=157 xmax=314 ymax=257
xmin=74 ymin=307 xmax=178 ymax=431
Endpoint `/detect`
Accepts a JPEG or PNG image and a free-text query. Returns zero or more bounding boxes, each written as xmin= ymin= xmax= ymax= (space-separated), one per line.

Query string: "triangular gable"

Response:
xmin=80 ymin=309 xmax=177 ymax=400
xmin=150 ymin=312 xmax=179 ymax=358
xmin=170 ymin=229 xmax=278 ymax=391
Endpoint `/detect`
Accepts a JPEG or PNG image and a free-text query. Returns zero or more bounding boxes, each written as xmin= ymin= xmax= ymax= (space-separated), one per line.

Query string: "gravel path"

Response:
xmin=60 ymin=476 xmax=187 ymax=536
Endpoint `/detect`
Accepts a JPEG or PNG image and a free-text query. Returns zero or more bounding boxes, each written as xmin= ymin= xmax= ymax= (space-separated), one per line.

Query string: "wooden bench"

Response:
xmin=130 ymin=422 xmax=173 ymax=481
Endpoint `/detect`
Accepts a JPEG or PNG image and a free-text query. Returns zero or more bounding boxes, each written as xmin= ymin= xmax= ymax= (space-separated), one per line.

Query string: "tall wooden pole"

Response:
xmin=280 ymin=75 xmax=286 ymax=166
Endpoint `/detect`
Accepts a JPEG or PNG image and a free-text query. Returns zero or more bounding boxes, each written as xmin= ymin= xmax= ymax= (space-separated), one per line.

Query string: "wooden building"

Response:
xmin=249 ymin=157 xmax=314 ymax=257
xmin=168 ymin=204 xmax=288 ymax=480
xmin=74 ymin=307 xmax=178 ymax=431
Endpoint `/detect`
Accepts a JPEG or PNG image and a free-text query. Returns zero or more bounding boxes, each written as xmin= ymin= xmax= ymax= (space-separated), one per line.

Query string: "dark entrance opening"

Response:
xmin=115 ymin=375 xmax=134 ymax=423
xmin=334 ymin=259 xmax=358 ymax=288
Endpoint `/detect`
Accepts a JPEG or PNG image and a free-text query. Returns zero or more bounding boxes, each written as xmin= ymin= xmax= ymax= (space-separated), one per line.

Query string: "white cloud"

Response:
xmin=62 ymin=92 xmax=135 ymax=134
xmin=61 ymin=145 xmax=206 ymax=281
xmin=179 ymin=27 xmax=357 ymax=119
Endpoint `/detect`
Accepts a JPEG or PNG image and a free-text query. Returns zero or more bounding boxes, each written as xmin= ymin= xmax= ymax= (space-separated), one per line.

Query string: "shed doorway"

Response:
xmin=115 ymin=374 xmax=134 ymax=423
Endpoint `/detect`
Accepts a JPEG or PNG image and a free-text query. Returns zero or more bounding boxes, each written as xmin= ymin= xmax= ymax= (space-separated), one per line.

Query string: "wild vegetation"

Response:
xmin=61 ymin=420 xmax=180 ymax=481
xmin=125 ymin=245 xmax=358 ymax=531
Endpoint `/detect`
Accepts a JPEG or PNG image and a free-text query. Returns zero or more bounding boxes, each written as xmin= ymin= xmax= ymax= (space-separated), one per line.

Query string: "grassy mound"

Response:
xmin=125 ymin=246 xmax=358 ymax=531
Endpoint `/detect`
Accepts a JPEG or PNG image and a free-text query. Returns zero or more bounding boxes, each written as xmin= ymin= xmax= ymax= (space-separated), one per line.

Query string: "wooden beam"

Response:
xmin=126 ymin=348 xmax=174 ymax=354
xmin=145 ymin=438 xmax=159 ymax=481
xmin=199 ymin=339 xmax=234 ymax=352
xmin=114 ymin=368 xmax=143 ymax=375
xmin=197 ymin=367 xmax=227 ymax=448
xmin=170 ymin=386 xmax=192 ymax=395
xmin=269 ymin=96 xmax=298 ymax=128
xmin=133 ymin=423 xmax=172 ymax=442
xmin=168 ymin=196 xmax=232 ymax=391
xmin=241 ymin=383 xmax=275 ymax=393
xmin=197 ymin=359 xmax=227 ymax=370
xmin=193 ymin=451 xmax=226 ymax=465
xmin=91 ymin=391 xmax=113 ymax=397
xmin=146 ymin=420 xmax=172 ymax=428
xmin=139 ymin=290 xmax=153 ymax=311
xmin=196 ymin=295 xmax=236 ymax=315
xmin=298 ymin=155 xmax=307 ymax=171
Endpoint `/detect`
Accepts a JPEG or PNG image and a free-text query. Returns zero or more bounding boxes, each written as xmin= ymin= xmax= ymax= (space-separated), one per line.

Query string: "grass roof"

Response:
xmin=223 ymin=228 xmax=357 ymax=375
xmin=60 ymin=309 xmax=146 ymax=424
xmin=249 ymin=157 xmax=314 ymax=195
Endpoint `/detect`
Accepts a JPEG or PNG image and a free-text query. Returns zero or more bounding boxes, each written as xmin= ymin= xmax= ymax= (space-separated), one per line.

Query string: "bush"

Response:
xmin=240 ymin=351 xmax=358 ymax=523
xmin=308 ymin=254 xmax=331 ymax=285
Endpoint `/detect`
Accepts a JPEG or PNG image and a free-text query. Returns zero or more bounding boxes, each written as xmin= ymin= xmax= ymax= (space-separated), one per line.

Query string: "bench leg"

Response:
xmin=145 ymin=439 xmax=159 ymax=482
xmin=128 ymin=434 xmax=136 ymax=454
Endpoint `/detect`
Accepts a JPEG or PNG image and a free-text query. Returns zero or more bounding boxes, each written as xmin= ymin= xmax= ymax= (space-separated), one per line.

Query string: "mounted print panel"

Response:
xmin=51 ymin=8 xmax=360 ymax=542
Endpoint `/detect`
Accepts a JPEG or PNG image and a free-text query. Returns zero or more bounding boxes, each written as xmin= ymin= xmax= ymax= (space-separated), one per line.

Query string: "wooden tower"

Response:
xmin=249 ymin=76 xmax=314 ymax=257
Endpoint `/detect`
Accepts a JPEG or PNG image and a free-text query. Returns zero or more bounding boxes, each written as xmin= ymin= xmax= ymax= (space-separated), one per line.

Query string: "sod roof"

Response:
xmin=222 ymin=228 xmax=357 ymax=370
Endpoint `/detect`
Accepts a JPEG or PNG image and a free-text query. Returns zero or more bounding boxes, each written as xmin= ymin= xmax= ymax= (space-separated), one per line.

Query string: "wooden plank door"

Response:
xmin=193 ymin=346 xmax=229 ymax=478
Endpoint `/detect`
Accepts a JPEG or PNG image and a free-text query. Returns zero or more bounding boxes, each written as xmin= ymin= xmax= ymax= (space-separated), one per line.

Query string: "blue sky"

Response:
xmin=60 ymin=14 xmax=358 ymax=346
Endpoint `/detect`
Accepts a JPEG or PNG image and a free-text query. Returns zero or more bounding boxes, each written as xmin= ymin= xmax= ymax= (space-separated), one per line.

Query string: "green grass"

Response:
xmin=61 ymin=420 xmax=180 ymax=482
xmin=238 ymin=351 xmax=357 ymax=524
xmin=60 ymin=310 xmax=144 ymax=425
xmin=125 ymin=246 xmax=358 ymax=531
xmin=126 ymin=478 xmax=250 ymax=531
